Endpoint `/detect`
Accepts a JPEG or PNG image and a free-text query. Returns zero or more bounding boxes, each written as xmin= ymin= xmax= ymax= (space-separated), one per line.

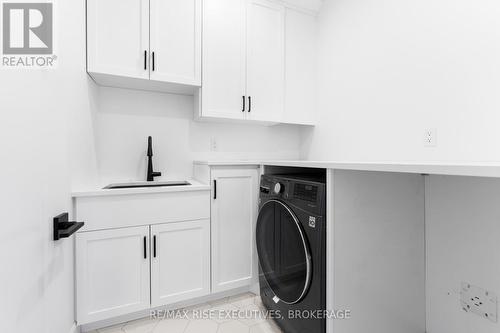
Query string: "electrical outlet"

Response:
xmin=460 ymin=282 xmax=498 ymax=323
xmin=210 ymin=137 xmax=218 ymax=152
xmin=424 ymin=128 xmax=437 ymax=147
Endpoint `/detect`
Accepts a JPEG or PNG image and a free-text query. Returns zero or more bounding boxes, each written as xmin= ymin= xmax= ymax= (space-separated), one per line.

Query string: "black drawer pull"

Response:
xmin=143 ymin=236 xmax=147 ymax=259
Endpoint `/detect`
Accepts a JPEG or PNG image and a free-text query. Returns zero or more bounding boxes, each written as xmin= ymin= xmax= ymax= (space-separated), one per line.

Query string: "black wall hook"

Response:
xmin=53 ymin=213 xmax=84 ymax=241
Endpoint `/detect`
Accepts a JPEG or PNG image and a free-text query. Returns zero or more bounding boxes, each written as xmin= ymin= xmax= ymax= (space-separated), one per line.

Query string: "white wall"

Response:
xmin=302 ymin=0 xmax=500 ymax=162
xmin=426 ymin=176 xmax=500 ymax=333
xmin=305 ymin=2 xmax=500 ymax=333
xmin=332 ymin=171 xmax=425 ymax=333
xmin=94 ymin=87 xmax=301 ymax=185
xmin=0 ymin=1 xmax=98 ymax=333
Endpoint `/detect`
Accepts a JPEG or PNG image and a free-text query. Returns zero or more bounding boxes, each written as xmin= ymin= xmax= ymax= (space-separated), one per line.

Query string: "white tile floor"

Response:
xmin=89 ymin=293 xmax=283 ymax=333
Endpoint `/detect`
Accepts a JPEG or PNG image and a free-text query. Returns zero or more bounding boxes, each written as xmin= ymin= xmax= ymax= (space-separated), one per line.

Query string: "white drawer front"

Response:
xmin=75 ymin=190 xmax=210 ymax=231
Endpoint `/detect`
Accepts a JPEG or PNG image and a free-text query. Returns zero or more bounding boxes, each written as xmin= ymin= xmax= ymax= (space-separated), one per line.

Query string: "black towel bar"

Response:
xmin=53 ymin=213 xmax=84 ymax=241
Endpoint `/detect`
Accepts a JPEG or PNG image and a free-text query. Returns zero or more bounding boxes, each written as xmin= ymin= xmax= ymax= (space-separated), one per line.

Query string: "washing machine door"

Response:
xmin=256 ymin=199 xmax=312 ymax=305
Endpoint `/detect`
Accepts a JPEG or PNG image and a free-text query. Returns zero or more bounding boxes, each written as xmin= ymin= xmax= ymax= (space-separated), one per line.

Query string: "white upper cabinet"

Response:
xmin=87 ymin=0 xmax=149 ymax=80
xmin=87 ymin=0 xmax=316 ymax=122
xmin=284 ymin=8 xmax=317 ymax=125
xmin=201 ymin=0 xmax=247 ymax=120
xmin=246 ymin=0 xmax=285 ymax=122
xmin=150 ymin=0 xmax=201 ymax=85
xmin=197 ymin=0 xmax=316 ymax=125
xmin=87 ymin=0 xmax=201 ymax=94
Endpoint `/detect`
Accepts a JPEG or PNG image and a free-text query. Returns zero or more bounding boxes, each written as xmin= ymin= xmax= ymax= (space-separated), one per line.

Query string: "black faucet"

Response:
xmin=147 ymin=136 xmax=162 ymax=181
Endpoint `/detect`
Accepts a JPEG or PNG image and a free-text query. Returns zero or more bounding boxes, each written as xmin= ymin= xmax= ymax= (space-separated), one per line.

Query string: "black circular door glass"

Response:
xmin=256 ymin=200 xmax=311 ymax=304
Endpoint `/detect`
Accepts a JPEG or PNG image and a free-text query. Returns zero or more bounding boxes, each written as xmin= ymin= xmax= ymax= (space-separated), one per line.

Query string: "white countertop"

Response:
xmin=194 ymin=160 xmax=500 ymax=178
xmin=73 ymin=161 xmax=500 ymax=198
xmin=72 ymin=179 xmax=210 ymax=198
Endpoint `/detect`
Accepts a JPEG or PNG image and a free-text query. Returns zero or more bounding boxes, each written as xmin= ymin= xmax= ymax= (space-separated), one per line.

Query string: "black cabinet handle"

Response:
xmin=242 ymin=96 xmax=245 ymax=112
xmin=153 ymin=235 xmax=157 ymax=258
xmin=248 ymin=96 xmax=251 ymax=112
xmin=144 ymin=50 xmax=147 ymax=70
xmin=213 ymin=179 xmax=217 ymax=199
xmin=152 ymin=52 xmax=155 ymax=71
xmin=143 ymin=236 xmax=147 ymax=259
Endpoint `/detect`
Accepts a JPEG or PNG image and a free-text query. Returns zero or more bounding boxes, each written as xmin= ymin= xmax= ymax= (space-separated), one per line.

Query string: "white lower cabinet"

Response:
xmin=76 ymin=221 xmax=210 ymax=325
xmin=151 ymin=220 xmax=210 ymax=307
xmin=211 ymin=167 xmax=260 ymax=293
xmin=76 ymin=226 xmax=151 ymax=324
xmin=74 ymin=175 xmax=262 ymax=326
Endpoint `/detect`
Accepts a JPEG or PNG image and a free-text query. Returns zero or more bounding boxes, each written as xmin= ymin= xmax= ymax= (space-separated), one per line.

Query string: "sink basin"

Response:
xmin=103 ymin=181 xmax=191 ymax=190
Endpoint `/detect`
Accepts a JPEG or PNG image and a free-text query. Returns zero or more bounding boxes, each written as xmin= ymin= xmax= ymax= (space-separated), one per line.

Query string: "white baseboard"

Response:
xmin=79 ymin=286 xmax=257 ymax=332
xmin=249 ymin=283 xmax=260 ymax=295
xmin=69 ymin=322 xmax=79 ymax=333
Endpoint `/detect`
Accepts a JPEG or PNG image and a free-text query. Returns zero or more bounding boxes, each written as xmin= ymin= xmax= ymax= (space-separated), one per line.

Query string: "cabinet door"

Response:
xmin=284 ymin=9 xmax=317 ymax=125
xmin=201 ymin=0 xmax=247 ymax=119
xmin=76 ymin=227 xmax=150 ymax=324
xmin=211 ymin=167 xmax=259 ymax=293
xmin=150 ymin=220 xmax=210 ymax=307
xmin=246 ymin=0 xmax=285 ymax=122
xmin=150 ymin=0 xmax=201 ymax=85
xmin=87 ymin=0 xmax=149 ymax=79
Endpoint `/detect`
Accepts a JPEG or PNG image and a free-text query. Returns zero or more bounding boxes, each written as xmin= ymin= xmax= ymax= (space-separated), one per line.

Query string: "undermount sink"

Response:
xmin=103 ymin=181 xmax=191 ymax=190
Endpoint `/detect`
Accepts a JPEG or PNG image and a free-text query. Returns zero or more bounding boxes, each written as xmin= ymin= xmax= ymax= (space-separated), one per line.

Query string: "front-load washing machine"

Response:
xmin=256 ymin=174 xmax=326 ymax=333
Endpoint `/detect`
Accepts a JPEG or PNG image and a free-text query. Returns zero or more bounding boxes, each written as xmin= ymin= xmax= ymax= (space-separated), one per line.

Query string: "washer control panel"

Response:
xmin=261 ymin=177 xmax=288 ymax=198
xmin=260 ymin=174 xmax=326 ymax=216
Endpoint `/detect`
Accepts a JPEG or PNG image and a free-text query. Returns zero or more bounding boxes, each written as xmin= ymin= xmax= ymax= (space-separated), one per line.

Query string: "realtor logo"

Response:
xmin=3 ymin=3 xmax=52 ymax=54
xmin=2 ymin=2 xmax=56 ymax=67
